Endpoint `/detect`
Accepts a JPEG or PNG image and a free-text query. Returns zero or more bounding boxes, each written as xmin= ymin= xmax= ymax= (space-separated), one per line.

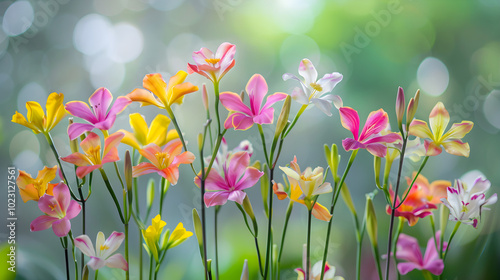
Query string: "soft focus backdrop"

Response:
xmin=1 ymin=0 xmax=499 ymax=279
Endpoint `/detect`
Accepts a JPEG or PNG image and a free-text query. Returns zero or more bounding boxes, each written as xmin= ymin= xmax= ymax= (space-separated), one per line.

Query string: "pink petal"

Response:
xmin=397 ymin=262 xmax=422 ymax=275
xmin=102 ymin=147 xmax=120 ymax=164
xmin=74 ymin=235 xmax=96 ymax=257
xmin=52 ymin=218 xmax=71 ymax=237
xmin=88 ymin=256 xmax=107 ymax=270
xmin=162 ymin=139 xmax=183 ymax=157
xmin=365 ymin=143 xmax=388 ymax=157
xmin=162 ymin=167 xmax=179 ymax=185
xmin=298 ymin=59 xmax=318 ymax=86
xmin=339 ymin=107 xmax=360 ymax=140
xmin=253 ymin=108 xmax=274 ymax=125
xmin=132 ymin=162 xmax=159 ymax=177
xmin=139 ymin=144 xmax=162 ymax=166
xmin=422 ymin=233 xmax=444 ymax=275
xmin=61 ymin=152 xmax=92 ymax=167
xmin=94 ymin=115 xmax=117 ymax=131
xmin=216 ymin=43 xmax=236 ymax=76
xmin=219 ymin=60 xmax=235 ymax=80
xmin=103 ymin=132 xmax=125 ymax=159
xmin=341 ymin=138 xmax=365 ymax=152
xmin=396 ymin=234 xmax=423 ymax=264
xmin=30 ymin=215 xmax=58 ymax=232
xmin=246 ymin=74 xmax=268 ymax=115
xmin=80 ymin=132 xmax=101 ymax=154
xmin=76 ymin=165 xmax=102 ymax=178
xmin=89 ymin=88 xmax=113 ymax=121
xmin=102 ymin=232 xmax=125 ymax=257
xmin=204 ymin=191 xmax=230 ymax=207
xmin=38 ymin=194 xmax=60 ymax=216
xmin=65 ymin=101 xmax=98 ymax=124
xmin=234 ymin=167 xmax=264 ymax=191
xmin=107 ymin=96 xmax=131 ymax=119
xmin=362 ymin=133 xmax=402 ymax=145
xmin=65 ymin=200 xmax=82 ymax=220
xmin=53 ymin=183 xmax=71 ymax=213
xmin=171 ymin=151 xmax=195 ymax=166
xmin=68 ymin=123 xmax=96 ymax=140
xmin=359 ymin=109 xmax=388 ymax=142
xmin=200 ymin=170 xmax=229 ymax=191
xmin=229 ymin=113 xmax=254 ymax=130
xmin=424 ymin=140 xmax=443 ymax=156
xmin=261 ymin=92 xmax=288 ymax=111
xmin=219 ymin=92 xmax=252 ymax=116
xmin=422 ymin=259 xmax=444 ymax=275
xmin=226 ymin=152 xmax=250 ymax=186
xmin=227 ymin=190 xmax=247 ymax=204
xmin=192 ymin=47 xmax=212 ymax=64
xmin=105 ymin=254 xmax=128 ymax=271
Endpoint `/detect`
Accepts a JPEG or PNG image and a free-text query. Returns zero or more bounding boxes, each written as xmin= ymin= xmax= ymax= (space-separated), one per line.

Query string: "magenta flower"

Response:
xmin=220 ymin=74 xmax=287 ymax=130
xmin=187 ymin=42 xmax=236 ymax=83
xmin=194 ymin=151 xmax=263 ymax=207
xmin=74 ymin=231 xmax=128 ymax=271
xmin=30 ymin=183 xmax=81 ymax=237
xmin=396 ymin=231 xmax=447 ymax=276
xmin=65 ymin=87 xmax=131 ymax=140
xmin=339 ymin=106 xmax=401 ymax=157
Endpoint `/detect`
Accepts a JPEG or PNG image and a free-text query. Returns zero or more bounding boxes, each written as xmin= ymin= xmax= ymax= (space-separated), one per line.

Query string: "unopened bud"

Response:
xmin=439 ymin=203 xmax=449 ymax=235
xmin=374 ymin=156 xmax=382 ymax=189
xmin=275 ymin=95 xmax=291 ymax=139
xmin=202 ymin=84 xmax=209 ymax=111
xmin=82 ymin=265 xmax=89 ymax=280
xmin=396 ymin=87 xmax=405 ymax=131
xmin=146 ymin=178 xmax=155 ymax=209
xmin=261 ymin=164 xmax=269 ymax=217
xmin=340 ymin=183 xmax=356 ymax=216
xmin=242 ymin=195 xmax=256 ymax=221
xmin=406 ymin=89 xmax=420 ymax=128
xmin=240 ymin=259 xmax=249 ymax=280
xmin=197 ymin=133 xmax=204 ymax=152
xmin=69 ymin=118 xmax=79 ymax=153
xmin=365 ymin=195 xmax=378 ymax=247
xmin=124 ymin=150 xmax=132 ymax=192
xmin=240 ymin=90 xmax=245 ymax=102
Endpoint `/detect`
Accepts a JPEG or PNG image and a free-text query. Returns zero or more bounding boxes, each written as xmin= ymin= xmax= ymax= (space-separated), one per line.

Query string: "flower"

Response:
xmin=339 ymin=106 xmax=401 ymax=157
xmin=385 ymin=134 xmax=425 ymax=163
xmin=74 ymin=231 xmax=128 ymax=271
xmin=187 ymin=42 xmax=236 ymax=82
xmin=194 ymin=151 xmax=263 ymax=207
xmin=220 ymin=74 xmax=287 ymax=130
xmin=12 ymin=92 xmax=66 ymax=134
xmin=396 ymin=231 xmax=447 ymax=275
xmin=404 ymin=172 xmax=450 ymax=206
xmin=65 ymin=88 xmax=131 ymax=140
xmin=283 ymin=58 xmax=343 ymax=116
xmin=16 ymin=166 xmax=58 ymax=202
xmin=409 ymin=102 xmax=473 ymax=157
xmin=295 ymin=245 xmax=344 ymax=280
xmin=61 ymin=132 xmax=124 ymax=178
xmin=166 ymin=222 xmax=193 ymax=249
xmin=142 ymin=215 xmax=166 ymax=262
xmin=132 ymin=139 xmax=195 ymax=185
xmin=118 ymin=113 xmax=178 ymax=150
xmin=205 ymin=137 xmax=253 ymax=175
xmin=30 ymin=183 xmax=81 ymax=237
xmin=440 ymin=177 xmax=497 ymax=228
xmin=127 ymin=72 xmax=198 ymax=109
xmin=274 ymin=157 xmax=332 ymax=221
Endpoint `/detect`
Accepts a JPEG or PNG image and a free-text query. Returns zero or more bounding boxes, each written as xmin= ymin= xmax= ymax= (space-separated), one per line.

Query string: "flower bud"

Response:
xmin=396 ymin=87 xmax=405 ymax=131
xmin=124 ymin=150 xmax=132 ymax=192
xmin=242 ymin=195 xmax=256 ymax=221
xmin=374 ymin=156 xmax=381 ymax=189
xmin=365 ymin=195 xmax=378 ymax=247
xmin=261 ymin=164 xmax=269 ymax=217
xmin=406 ymin=89 xmax=420 ymax=128
xmin=197 ymin=133 xmax=204 ymax=152
xmin=82 ymin=265 xmax=89 ymax=280
xmin=240 ymin=90 xmax=245 ymax=102
xmin=340 ymin=183 xmax=356 ymax=216
xmin=439 ymin=203 xmax=449 ymax=235
xmin=146 ymin=178 xmax=155 ymax=210
xmin=324 ymin=144 xmax=340 ymax=181
xmin=202 ymin=84 xmax=209 ymax=111
xmin=68 ymin=118 xmax=79 ymax=153
xmin=275 ymin=95 xmax=291 ymax=139
xmin=240 ymin=259 xmax=249 ymax=280
xmin=192 ymin=208 xmax=204 ymax=258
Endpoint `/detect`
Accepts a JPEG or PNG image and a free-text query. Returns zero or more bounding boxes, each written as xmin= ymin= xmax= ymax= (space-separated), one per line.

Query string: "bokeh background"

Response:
xmin=1 ymin=0 xmax=499 ymax=279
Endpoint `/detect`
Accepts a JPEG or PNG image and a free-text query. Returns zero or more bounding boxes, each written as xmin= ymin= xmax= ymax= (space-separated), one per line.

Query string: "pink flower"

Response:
xmin=220 ymin=74 xmax=287 ymax=130
xmin=194 ymin=152 xmax=263 ymax=207
xmin=187 ymin=42 xmax=236 ymax=82
xmin=339 ymin=106 xmax=401 ymax=157
xmin=396 ymin=231 xmax=447 ymax=276
xmin=61 ymin=132 xmax=124 ymax=178
xmin=65 ymin=88 xmax=131 ymax=140
xmin=30 ymin=183 xmax=81 ymax=237
xmin=74 ymin=231 xmax=128 ymax=271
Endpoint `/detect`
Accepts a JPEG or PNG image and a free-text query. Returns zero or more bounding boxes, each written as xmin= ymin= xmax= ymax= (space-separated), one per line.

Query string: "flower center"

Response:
xmin=205 ymin=58 xmax=220 ymax=65
xmin=300 ymin=175 xmax=312 ymax=181
xmin=155 ymin=152 xmax=172 ymax=170
xmin=87 ymin=146 xmax=102 ymax=165
xmin=310 ymin=82 xmax=323 ymax=92
xmin=100 ymin=244 xmax=110 ymax=251
xmin=461 ymin=201 xmax=469 ymax=213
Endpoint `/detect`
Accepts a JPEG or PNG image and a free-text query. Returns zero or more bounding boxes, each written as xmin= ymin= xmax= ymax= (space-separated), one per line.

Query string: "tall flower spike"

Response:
xmin=16 ymin=166 xmax=58 ymax=202
xmin=283 ymin=58 xmax=343 ymax=116
xmin=187 ymin=42 xmax=236 ymax=83
xmin=220 ymin=74 xmax=287 ymax=130
xmin=133 ymin=139 xmax=195 ymax=185
xmin=61 ymin=132 xmax=124 ymax=178
xmin=74 ymin=231 xmax=128 ymax=271
xmin=12 ymin=92 xmax=66 ymax=134
xmin=440 ymin=177 xmax=497 ymax=228
xmin=118 ymin=113 xmax=178 ymax=150
xmin=30 ymin=183 xmax=81 ymax=237
xmin=65 ymin=88 xmax=131 ymax=140
xmin=339 ymin=106 xmax=401 ymax=157
xmin=409 ymin=102 xmax=473 ymax=157
xmin=396 ymin=231 xmax=447 ymax=276
xmin=127 ymin=71 xmax=199 ymax=110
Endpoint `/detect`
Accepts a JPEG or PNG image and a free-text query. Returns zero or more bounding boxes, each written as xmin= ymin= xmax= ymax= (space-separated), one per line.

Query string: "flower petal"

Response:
xmin=30 ymin=215 xmax=58 ymax=232
xmin=76 ymin=165 xmax=102 ymax=178
xmin=53 ymin=183 xmax=70 ymax=213
xmin=339 ymin=107 xmax=360 ymax=140
xmin=298 ymin=59 xmax=318 ymax=86
xmin=261 ymin=92 xmax=287 ymax=111
xmin=74 ymin=235 xmax=96 ymax=257
xmin=409 ymin=119 xmax=433 ymax=139
xmin=68 ymin=123 xmax=96 ymax=140
xmin=227 ymin=190 xmax=247 ymax=204
xmin=103 ymin=132 xmax=125 ymax=159
xmin=132 ymin=163 xmax=159 ymax=177
xmin=45 ymin=92 xmax=66 ymax=131
xmin=80 ymin=132 xmax=101 ymax=154
xmin=26 ymin=101 xmax=45 ymax=131
xmin=316 ymin=72 xmax=343 ymax=94
xmin=89 ymin=88 xmax=113 ymax=121
xmin=442 ymin=121 xmax=473 ymax=141
xmin=311 ymin=97 xmax=333 ymax=116
xmin=234 ymin=167 xmax=264 ymax=191
xmin=61 ymin=152 xmax=91 ymax=167
xmin=246 ymin=74 xmax=268 ymax=115
xmin=102 ymin=231 xmax=125 ymax=258
xmin=366 ymin=143 xmax=389 ymax=158
xmin=359 ymin=109 xmax=388 ymax=141
xmin=397 ymin=262 xmax=421 ymax=275
xmin=105 ymin=254 xmax=128 ymax=271
xmin=127 ymin=88 xmax=163 ymax=107
xmin=442 ymin=139 xmax=470 ymax=157
xmin=396 ymin=234 xmax=423 ymax=264
xmin=424 ymin=140 xmax=443 ymax=156
xmin=51 ymin=218 xmax=71 ymax=237
xmin=204 ymin=191 xmax=230 ymax=207
xmin=169 ymin=80 xmax=198 ymax=105
xmin=107 ymin=96 xmax=131 ymax=121
xmin=65 ymin=101 xmax=97 ymax=124
xmin=147 ymin=114 xmax=171 ymax=146
xmin=118 ymin=129 xmax=141 ymax=150
xmin=66 ymin=200 xmax=82 ymax=220
xmin=312 ymin=202 xmax=332 ymax=221
xmin=88 ymin=256 xmax=107 ymax=270
xmin=12 ymin=111 xmax=41 ymax=132
xmin=219 ymin=92 xmax=252 ymax=116
xmin=429 ymin=102 xmax=450 ymax=140
xmin=253 ymin=108 xmax=274 ymax=125
xmin=227 ymin=112 xmax=254 ymax=130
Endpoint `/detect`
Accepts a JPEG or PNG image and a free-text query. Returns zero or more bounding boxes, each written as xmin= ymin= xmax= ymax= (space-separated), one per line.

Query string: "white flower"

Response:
xmin=74 ymin=231 xmax=128 ymax=271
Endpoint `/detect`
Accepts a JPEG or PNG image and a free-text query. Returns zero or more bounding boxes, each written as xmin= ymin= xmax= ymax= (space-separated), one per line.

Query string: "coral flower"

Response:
xmin=133 ymin=139 xmax=195 ymax=185
xmin=127 ymin=71 xmax=198 ymax=109
xmin=61 ymin=132 xmax=124 ymax=178
xmin=65 ymin=88 xmax=131 ymax=140
xmin=74 ymin=231 xmax=128 ymax=271
xmin=194 ymin=151 xmax=263 ymax=207
xmin=30 ymin=183 xmax=81 ymax=237
xmin=386 ymin=187 xmax=436 ymax=227
xmin=409 ymin=102 xmax=473 ymax=157
xmin=404 ymin=172 xmax=450 ymax=206
xmin=118 ymin=113 xmax=178 ymax=150
xmin=441 ymin=177 xmax=497 ymax=228
xmin=339 ymin=106 xmax=401 ymax=157
xmin=16 ymin=166 xmax=58 ymax=202
xmin=283 ymin=58 xmax=343 ymax=116
xmin=396 ymin=231 xmax=447 ymax=275
xmin=220 ymin=74 xmax=287 ymax=130
xmin=12 ymin=92 xmax=66 ymax=134
xmin=187 ymin=42 xmax=236 ymax=82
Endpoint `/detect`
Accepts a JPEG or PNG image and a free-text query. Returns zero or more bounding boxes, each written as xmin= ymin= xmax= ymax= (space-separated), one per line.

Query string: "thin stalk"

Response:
xmin=306 ymin=208 xmax=313 ymax=280
xmin=214 ymin=206 xmax=220 ymax=280
xmin=422 ymin=270 xmax=434 ymax=280
xmin=392 ymin=217 xmax=404 ymax=280
xmin=199 ymin=133 xmax=211 ymax=280
xmin=352 ymin=212 xmax=362 ymax=280
xmin=263 ymin=167 xmax=275 ymax=280
xmin=257 ymin=124 xmax=270 ymax=166
xmin=283 ymin=104 xmax=307 ymax=138
xmin=373 ymin=244 xmax=383 ymax=280
xmin=254 ymin=237 xmax=264 ymax=277
xmin=125 ymin=222 xmax=130 ymax=280
xmin=68 ymin=231 xmax=79 ymax=280
xmin=114 ymin=161 xmax=125 ymax=190
xmin=277 ymin=201 xmax=294 ymax=262
xmin=44 ymin=133 xmax=77 ymax=200
xmin=133 ymin=149 xmax=143 ymax=280
xmin=159 ymin=177 xmax=168 ymax=216
xmin=149 ymin=258 xmax=153 ymax=280
xmin=393 ymin=156 xmax=430 ymax=209
xmin=165 ymin=106 xmax=197 ymax=175
xmin=213 ymin=80 xmax=221 ymax=134
xmin=61 ymin=236 xmax=70 ymax=280
xmin=442 ymin=222 xmax=461 ymax=261
xmin=95 ymin=269 xmax=99 ymax=280
xmin=99 ymin=169 xmax=125 ymax=224
xmin=204 ymin=130 xmax=227 ymax=179
xmin=77 ymin=177 xmax=86 ymax=273
xmin=430 ymin=215 xmax=438 ymax=253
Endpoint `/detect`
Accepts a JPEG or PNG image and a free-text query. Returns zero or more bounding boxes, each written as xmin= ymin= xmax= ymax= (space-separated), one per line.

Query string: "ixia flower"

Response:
xmin=12 ymin=92 xmax=66 ymax=134
xmin=127 ymin=72 xmax=198 ymax=109
xmin=274 ymin=157 xmax=332 ymax=221
xmin=118 ymin=113 xmax=178 ymax=150
xmin=61 ymin=132 xmax=124 ymax=178
xmin=65 ymin=88 xmax=131 ymax=140
xmin=440 ymin=177 xmax=497 ymax=228
xmin=339 ymin=106 xmax=401 ymax=157
xmin=220 ymin=74 xmax=287 ymax=130
xmin=295 ymin=245 xmax=344 ymax=280
xmin=187 ymin=42 xmax=236 ymax=83
xmin=205 ymin=137 xmax=253 ymax=175
xmin=133 ymin=139 xmax=195 ymax=185
xmin=30 ymin=183 xmax=81 ymax=237
xmin=142 ymin=215 xmax=166 ymax=262
xmin=194 ymin=151 xmax=263 ymax=207
xmin=74 ymin=231 xmax=128 ymax=271
xmin=409 ymin=102 xmax=473 ymax=157
xmin=283 ymin=58 xmax=343 ymax=116
xmin=16 ymin=166 xmax=58 ymax=202
xmin=396 ymin=231 xmax=447 ymax=275
xmin=165 ymin=222 xmax=193 ymax=249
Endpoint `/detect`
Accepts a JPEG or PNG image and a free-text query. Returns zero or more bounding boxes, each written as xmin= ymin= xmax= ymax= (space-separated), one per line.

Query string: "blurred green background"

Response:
xmin=1 ymin=0 xmax=499 ymax=279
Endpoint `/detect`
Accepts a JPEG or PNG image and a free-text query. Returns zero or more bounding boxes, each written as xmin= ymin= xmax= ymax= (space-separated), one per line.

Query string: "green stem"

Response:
xmin=149 ymin=258 xmax=153 ymax=280
xmin=263 ymin=167 xmax=274 ymax=280
xmin=77 ymin=177 xmax=86 ymax=273
xmin=352 ymin=212 xmax=362 ymax=280
xmin=306 ymin=208 xmax=313 ymax=280
xmin=373 ymin=244 xmax=383 ymax=280
xmin=430 ymin=215 xmax=438 ymax=254
xmin=95 ymin=269 xmax=99 ymax=280
xmin=132 ymin=149 xmax=143 ymax=280
xmin=44 ymin=133 xmax=77 ymax=200
xmin=254 ymin=237 xmax=264 ymax=278
xmin=393 ymin=217 xmax=404 ymax=280
xmin=68 ymin=231 xmax=78 ymax=280
xmin=139 ymin=234 xmax=144 ymax=280
xmin=99 ymin=169 xmax=125 ymax=224
xmin=215 ymin=206 xmax=220 ymax=280
xmin=61 ymin=236 xmax=70 ymax=280
xmin=283 ymin=104 xmax=307 ymax=138
xmin=125 ymin=222 xmax=130 ymax=280
xmin=394 ymin=156 xmax=430 ymax=209
xmin=204 ymin=130 xmax=227 ymax=180
xmin=277 ymin=201 xmax=293 ymax=262
xmin=442 ymin=222 xmax=461 ymax=261
xmin=199 ymin=133 xmax=211 ymax=280
xmin=213 ymin=80 xmax=221 ymax=135
xmin=164 ymin=106 xmax=197 ymax=175
xmin=423 ymin=270 xmax=434 ymax=280
xmin=159 ymin=178 xmax=169 ymax=216
xmin=257 ymin=124 xmax=270 ymax=166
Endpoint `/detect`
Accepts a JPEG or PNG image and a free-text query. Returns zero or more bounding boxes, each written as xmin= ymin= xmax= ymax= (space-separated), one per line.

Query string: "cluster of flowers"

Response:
xmin=13 ymin=42 xmax=496 ymax=280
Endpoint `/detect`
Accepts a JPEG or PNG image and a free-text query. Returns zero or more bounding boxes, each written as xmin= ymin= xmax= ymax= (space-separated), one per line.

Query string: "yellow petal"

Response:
xmin=409 ymin=119 xmax=433 ymax=139
xmin=165 ymin=129 xmax=179 ymax=144
xmin=442 ymin=121 xmax=473 ymax=141
xmin=312 ymin=202 xmax=332 ymax=221
xmin=429 ymin=102 xmax=450 ymax=142
xmin=168 ymin=82 xmax=199 ymax=106
xmin=129 ymin=113 xmax=148 ymax=146
xmin=16 ymin=170 xmax=34 ymax=189
xmin=118 ymin=129 xmax=141 ymax=150
xmin=45 ymin=92 xmax=66 ymax=132
xmin=19 ymin=185 xmax=39 ymax=202
xmin=26 ymin=101 xmax=46 ymax=132
xmin=127 ymin=88 xmax=163 ymax=107
xmin=143 ymin=74 xmax=168 ymax=106
xmin=147 ymin=114 xmax=171 ymax=146
xmin=12 ymin=111 xmax=41 ymax=133
xmin=37 ymin=165 xmax=58 ymax=186
xmin=442 ymin=140 xmax=470 ymax=157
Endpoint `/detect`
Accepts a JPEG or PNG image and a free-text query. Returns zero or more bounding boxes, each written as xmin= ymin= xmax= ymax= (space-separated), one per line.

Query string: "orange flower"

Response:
xmin=16 ymin=166 xmax=58 ymax=202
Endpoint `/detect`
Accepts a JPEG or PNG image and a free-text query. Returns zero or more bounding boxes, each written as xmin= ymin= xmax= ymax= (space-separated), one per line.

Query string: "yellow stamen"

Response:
xmin=310 ymin=82 xmax=323 ymax=92
xmin=87 ymin=146 xmax=102 ymax=165
xmin=205 ymin=58 xmax=220 ymax=65
xmin=100 ymin=245 xmax=110 ymax=251
xmin=155 ymin=152 xmax=171 ymax=170
xmin=49 ymin=203 xmax=57 ymax=211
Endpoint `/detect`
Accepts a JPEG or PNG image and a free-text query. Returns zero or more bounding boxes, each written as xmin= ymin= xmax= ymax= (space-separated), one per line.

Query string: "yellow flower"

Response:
xmin=142 ymin=214 xmax=166 ymax=262
xmin=127 ymin=71 xmax=198 ymax=109
xmin=16 ymin=166 xmax=58 ymax=202
xmin=12 ymin=92 xmax=66 ymax=134
xmin=118 ymin=113 xmax=179 ymax=150
xmin=166 ymin=222 xmax=193 ymax=249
